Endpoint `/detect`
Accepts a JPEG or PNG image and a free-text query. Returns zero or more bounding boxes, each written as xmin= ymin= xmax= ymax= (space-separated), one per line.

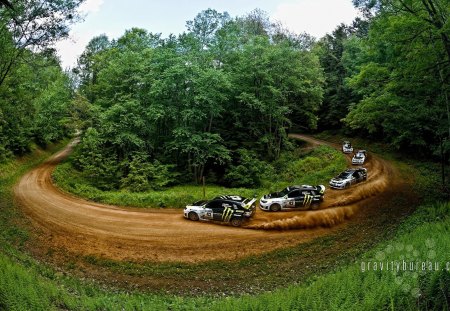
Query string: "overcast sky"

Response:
xmin=55 ymin=0 xmax=360 ymax=69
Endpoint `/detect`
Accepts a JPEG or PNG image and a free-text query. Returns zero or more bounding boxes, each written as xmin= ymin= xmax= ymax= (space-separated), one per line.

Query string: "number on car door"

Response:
xmin=288 ymin=190 xmax=302 ymax=208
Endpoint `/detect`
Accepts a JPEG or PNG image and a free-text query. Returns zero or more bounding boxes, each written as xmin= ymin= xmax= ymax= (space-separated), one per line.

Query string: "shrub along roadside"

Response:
xmin=52 ymin=145 xmax=347 ymax=208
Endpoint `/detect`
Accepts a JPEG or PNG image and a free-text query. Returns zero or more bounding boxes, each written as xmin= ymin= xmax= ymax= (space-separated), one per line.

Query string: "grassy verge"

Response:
xmin=52 ymin=144 xmax=347 ymax=208
xmin=207 ymin=201 xmax=450 ymax=311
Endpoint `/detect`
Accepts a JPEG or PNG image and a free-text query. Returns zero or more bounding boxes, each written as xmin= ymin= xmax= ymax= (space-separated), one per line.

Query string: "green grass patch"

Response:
xmin=52 ymin=144 xmax=347 ymax=208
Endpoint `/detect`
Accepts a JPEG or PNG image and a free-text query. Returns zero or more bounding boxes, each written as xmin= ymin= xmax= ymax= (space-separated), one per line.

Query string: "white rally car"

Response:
xmin=342 ymin=141 xmax=353 ymax=153
xmin=352 ymin=150 xmax=367 ymax=165
xmin=259 ymin=185 xmax=325 ymax=212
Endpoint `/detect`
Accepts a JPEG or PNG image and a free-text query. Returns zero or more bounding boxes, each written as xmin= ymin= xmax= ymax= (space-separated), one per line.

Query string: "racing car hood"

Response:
xmin=330 ymin=177 xmax=347 ymax=183
xmin=185 ymin=200 xmax=208 ymax=209
xmin=263 ymin=192 xmax=282 ymax=199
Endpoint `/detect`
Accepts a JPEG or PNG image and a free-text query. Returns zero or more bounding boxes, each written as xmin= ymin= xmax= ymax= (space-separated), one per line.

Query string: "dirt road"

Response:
xmin=14 ymin=135 xmax=397 ymax=263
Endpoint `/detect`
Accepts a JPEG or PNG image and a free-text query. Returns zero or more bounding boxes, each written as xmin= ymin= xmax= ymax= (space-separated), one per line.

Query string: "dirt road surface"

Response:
xmin=14 ymin=135 xmax=398 ymax=263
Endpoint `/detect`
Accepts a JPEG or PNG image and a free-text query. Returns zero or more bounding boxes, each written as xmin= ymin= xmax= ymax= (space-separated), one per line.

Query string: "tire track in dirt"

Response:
xmin=14 ymin=135 xmax=400 ymax=263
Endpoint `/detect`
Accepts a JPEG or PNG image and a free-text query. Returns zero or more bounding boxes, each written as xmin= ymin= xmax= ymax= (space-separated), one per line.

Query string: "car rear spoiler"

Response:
xmin=317 ymin=185 xmax=326 ymax=194
xmin=244 ymin=198 xmax=257 ymax=209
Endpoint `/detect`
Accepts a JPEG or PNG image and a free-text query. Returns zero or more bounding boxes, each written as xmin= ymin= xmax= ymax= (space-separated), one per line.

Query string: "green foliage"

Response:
xmin=224 ymin=149 xmax=274 ymax=187
xmin=121 ymin=152 xmax=176 ymax=191
xmin=73 ymin=10 xmax=325 ymax=187
xmin=276 ymin=146 xmax=341 ymax=182
xmin=0 ymin=53 xmax=74 ymax=157
xmin=418 ymin=269 xmax=450 ymax=310
xmin=316 ymin=24 xmax=356 ymax=129
xmin=73 ymin=128 xmax=121 ymax=190
xmin=33 ymin=70 xmax=73 ymax=146
xmin=343 ymin=0 xmax=449 ymax=156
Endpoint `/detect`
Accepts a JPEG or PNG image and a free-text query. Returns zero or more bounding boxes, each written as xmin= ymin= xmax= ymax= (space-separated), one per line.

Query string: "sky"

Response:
xmin=55 ymin=0 xmax=360 ymax=69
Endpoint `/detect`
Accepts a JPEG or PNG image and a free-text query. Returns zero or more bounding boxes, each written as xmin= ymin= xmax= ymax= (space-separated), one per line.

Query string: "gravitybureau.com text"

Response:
xmin=360 ymin=260 xmax=450 ymax=273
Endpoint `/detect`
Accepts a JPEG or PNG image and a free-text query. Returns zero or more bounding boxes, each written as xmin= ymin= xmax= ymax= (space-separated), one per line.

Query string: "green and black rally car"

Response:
xmin=184 ymin=195 xmax=256 ymax=227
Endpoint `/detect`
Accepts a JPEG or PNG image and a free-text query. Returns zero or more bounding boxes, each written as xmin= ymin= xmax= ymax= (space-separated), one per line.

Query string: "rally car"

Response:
xmin=329 ymin=168 xmax=367 ymax=189
xmin=352 ymin=150 xmax=367 ymax=165
xmin=259 ymin=185 xmax=325 ymax=212
xmin=342 ymin=141 xmax=354 ymax=153
xmin=184 ymin=195 xmax=256 ymax=227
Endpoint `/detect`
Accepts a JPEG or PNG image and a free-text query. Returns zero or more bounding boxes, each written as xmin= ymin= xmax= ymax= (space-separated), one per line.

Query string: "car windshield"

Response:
xmin=192 ymin=200 xmax=208 ymax=206
xmin=277 ymin=187 xmax=290 ymax=197
xmin=354 ymin=155 xmax=363 ymax=159
xmin=337 ymin=172 xmax=352 ymax=179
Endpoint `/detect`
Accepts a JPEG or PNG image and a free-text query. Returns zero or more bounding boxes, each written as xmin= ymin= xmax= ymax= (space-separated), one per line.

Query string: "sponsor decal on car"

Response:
xmin=222 ymin=206 xmax=234 ymax=222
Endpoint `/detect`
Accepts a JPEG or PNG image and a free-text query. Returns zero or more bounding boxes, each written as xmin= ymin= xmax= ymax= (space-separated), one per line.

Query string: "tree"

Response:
xmin=346 ymin=0 xmax=449 ymax=188
xmin=316 ymin=24 xmax=354 ymax=129
xmin=0 ymin=0 xmax=84 ymax=87
xmin=186 ymin=9 xmax=230 ymax=50
xmin=76 ymin=34 xmax=111 ymax=102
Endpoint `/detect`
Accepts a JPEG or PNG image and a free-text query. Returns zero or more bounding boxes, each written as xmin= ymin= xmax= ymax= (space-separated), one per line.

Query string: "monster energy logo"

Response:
xmin=303 ymin=194 xmax=314 ymax=207
xmin=222 ymin=207 xmax=234 ymax=222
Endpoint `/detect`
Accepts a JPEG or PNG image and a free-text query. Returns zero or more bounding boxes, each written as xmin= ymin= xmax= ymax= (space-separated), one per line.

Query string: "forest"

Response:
xmin=1 ymin=0 xmax=449 ymax=191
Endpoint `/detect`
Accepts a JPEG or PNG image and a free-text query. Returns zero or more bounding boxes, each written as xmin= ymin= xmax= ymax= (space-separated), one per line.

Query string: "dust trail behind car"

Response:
xmin=246 ymin=205 xmax=357 ymax=230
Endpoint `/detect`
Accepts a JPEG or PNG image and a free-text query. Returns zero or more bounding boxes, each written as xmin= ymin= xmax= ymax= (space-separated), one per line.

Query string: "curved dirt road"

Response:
xmin=15 ymin=135 xmax=397 ymax=263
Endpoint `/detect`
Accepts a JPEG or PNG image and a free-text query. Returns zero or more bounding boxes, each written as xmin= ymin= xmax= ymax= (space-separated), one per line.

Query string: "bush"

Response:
xmin=224 ymin=149 xmax=275 ymax=188
xmin=73 ymin=128 xmax=121 ymax=190
xmin=273 ymin=145 xmax=345 ymax=184
xmin=120 ymin=152 xmax=177 ymax=191
xmin=418 ymin=269 xmax=450 ymax=310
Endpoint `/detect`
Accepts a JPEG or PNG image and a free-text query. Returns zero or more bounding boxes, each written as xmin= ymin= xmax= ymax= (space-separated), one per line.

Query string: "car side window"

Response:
xmin=288 ymin=190 xmax=301 ymax=198
xmin=206 ymin=200 xmax=221 ymax=209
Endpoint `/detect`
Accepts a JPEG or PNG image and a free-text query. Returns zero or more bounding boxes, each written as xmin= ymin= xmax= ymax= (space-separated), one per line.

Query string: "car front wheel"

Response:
xmin=311 ymin=202 xmax=320 ymax=210
xmin=230 ymin=217 xmax=243 ymax=227
xmin=188 ymin=212 xmax=199 ymax=221
xmin=270 ymin=203 xmax=281 ymax=212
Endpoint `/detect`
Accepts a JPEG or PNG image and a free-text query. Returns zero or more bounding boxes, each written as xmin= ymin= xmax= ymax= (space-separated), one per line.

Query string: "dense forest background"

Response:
xmin=0 ymin=0 xmax=448 ymax=190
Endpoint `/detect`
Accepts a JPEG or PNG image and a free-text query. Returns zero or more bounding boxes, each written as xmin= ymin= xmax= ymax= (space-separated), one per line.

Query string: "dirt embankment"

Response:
xmin=14 ymin=135 xmax=402 ymax=263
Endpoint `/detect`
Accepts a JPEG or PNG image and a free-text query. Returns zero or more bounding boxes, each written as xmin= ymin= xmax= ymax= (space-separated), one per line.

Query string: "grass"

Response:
xmin=207 ymin=201 xmax=450 ymax=311
xmin=1 ymin=138 xmax=449 ymax=310
xmin=52 ymin=144 xmax=347 ymax=208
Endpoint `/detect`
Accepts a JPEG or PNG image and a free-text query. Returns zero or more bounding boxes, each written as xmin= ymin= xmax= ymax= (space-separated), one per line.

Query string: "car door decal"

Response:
xmin=222 ymin=207 xmax=233 ymax=222
xmin=303 ymin=194 xmax=313 ymax=207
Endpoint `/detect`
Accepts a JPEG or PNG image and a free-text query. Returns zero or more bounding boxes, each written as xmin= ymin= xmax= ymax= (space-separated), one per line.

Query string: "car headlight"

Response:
xmin=260 ymin=199 xmax=267 ymax=203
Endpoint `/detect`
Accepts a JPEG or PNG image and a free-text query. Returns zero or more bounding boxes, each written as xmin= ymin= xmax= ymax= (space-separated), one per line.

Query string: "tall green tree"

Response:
xmin=346 ymin=0 xmax=449 ymax=187
xmin=0 ymin=0 xmax=84 ymax=87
